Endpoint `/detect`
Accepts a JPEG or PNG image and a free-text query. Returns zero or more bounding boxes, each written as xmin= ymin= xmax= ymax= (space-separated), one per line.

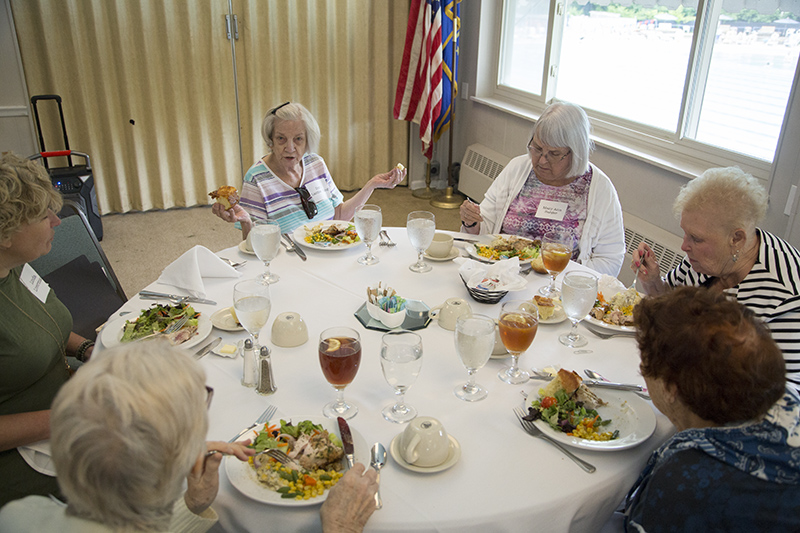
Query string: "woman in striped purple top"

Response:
xmin=212 ymin=102 xmax=406 ymax=237
xmin=633 ymin=167 xmax=800 ymax=391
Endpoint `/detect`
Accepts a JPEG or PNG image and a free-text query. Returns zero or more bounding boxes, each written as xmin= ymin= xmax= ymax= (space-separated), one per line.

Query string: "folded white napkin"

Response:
xmin=157 ymin=245 xmax=240 ymax=298
xmin=455 ymin=257 xmax=528 ymax=291
xmin=18 ymin=440 xmax=56 ymax=477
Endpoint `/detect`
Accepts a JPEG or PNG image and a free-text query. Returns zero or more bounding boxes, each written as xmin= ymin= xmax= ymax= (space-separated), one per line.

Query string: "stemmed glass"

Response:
xmin=250 ymin=219 xmax=281 ymax=284
xmin=559 ymin=271 xmax=599 ymax=348
xmin=319 ymin=326 xmax=362 ymax=419
xmin=407 ymin=211 xmax=435 ymax=273
xmin=454 ymin=314 xmax=496 ymax=402
xmin=539 ymin=229 xmax=573 ymax=297
xmin=355 ymin=204 xmax=382 ymax=265
xmin=380 ymin=330 xmax=423 ymax=423
xmin=497 ymin=300 xmax=538 ymax=384
xmin=233 ymin=279 xmax=271 ymax=352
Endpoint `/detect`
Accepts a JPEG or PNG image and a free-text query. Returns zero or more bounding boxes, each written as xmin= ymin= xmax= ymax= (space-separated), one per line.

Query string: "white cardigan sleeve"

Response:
xmin=576 ymin=164 xmax=626 ymax=277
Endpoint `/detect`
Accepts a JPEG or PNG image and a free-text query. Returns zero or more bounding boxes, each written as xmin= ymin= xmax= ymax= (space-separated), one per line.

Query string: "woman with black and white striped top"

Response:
xmin=633 ymin=167 xmax=800 ymax=391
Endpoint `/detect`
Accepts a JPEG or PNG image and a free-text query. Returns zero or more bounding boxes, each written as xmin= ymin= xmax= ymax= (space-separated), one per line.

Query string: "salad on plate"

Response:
xmin=301 ymin=222 xmax=359 ymax=247
xmin=247 ymin=419 xmax=345 ymax=501
xmin=472 ymin=235 xmax=540 ymax=262
xmin=120 ymin=303 xmax=200 ymax=345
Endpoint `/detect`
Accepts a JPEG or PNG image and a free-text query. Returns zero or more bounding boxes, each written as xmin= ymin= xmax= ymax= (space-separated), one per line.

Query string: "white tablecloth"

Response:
xmin=101 ymin=228 xmax=673 ymax=533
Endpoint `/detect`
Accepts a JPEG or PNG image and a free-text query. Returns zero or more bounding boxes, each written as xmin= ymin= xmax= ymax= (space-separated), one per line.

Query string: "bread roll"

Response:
xmin=209 ymin=185 xmax=240 ymax=209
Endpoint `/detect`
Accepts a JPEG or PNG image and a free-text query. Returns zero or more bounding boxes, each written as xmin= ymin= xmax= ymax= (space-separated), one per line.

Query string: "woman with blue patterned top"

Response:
xmin=212 ymin=102 xmax=405 ymax=237
xmin=624 ymin=287 xmax=800 ymax=532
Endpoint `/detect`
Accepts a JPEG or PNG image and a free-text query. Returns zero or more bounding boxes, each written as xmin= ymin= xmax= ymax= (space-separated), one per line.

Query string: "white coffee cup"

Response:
xmin=399 ymin=416 xmax=450 ymax=467
xmin=426 ymin=233 xmax=454 ymax=258
xmin=429 ymin=297 xmax=472 ymax=331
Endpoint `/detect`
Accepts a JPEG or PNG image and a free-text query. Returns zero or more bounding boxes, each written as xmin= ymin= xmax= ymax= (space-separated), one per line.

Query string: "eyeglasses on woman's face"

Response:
xmin=528 ymin=141 xmax=571 ymax=165
xmin=294 ymin=186 xmax=318 ymax=219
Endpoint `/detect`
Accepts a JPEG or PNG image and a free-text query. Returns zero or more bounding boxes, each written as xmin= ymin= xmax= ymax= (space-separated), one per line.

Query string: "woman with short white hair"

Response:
xmin=212 ymin=101 xmax=406 ymax=236
xmin=634 ymin=166 xmax=800 ymax=390
xmin=459 ymin=101 xmax=625 ymax=276
xmin=0 ymin=343 xmax=379 ymax=532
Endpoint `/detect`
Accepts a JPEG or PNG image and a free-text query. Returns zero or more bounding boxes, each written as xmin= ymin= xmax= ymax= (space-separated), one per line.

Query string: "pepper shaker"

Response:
xmin=241 ymin=339 xmax=257 ymax=387
xmin=256 ymin=345 xmax=276 ymax=395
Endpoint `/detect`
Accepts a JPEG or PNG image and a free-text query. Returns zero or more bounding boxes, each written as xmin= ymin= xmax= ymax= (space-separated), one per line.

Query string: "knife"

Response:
xmin=337 ymin=417 xmax=355 ymax=469
xmin=282 ymin=233 xmax=307 ymax=261
xmin=139 ymin=290 xmax=217 ymax=306
xmin=194 ymin=336 xmax=222 ymax=359
xmin=583 ymin=379 xmax=647 ymax=393
xmin=453 ymin=236 xmax=479 ymax=243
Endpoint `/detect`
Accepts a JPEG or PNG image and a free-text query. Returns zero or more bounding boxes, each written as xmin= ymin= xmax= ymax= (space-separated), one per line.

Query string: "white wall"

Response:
xmin=410 ymin=0 xmax=800 ymax=246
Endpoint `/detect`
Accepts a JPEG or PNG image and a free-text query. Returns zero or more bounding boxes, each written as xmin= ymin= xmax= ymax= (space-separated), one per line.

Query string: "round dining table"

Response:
xmin=99 ymin=227 xmax=673 ymax=533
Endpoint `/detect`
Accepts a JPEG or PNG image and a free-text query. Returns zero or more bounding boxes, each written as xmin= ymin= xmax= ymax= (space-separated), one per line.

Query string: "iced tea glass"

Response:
xmin=319 ymin=327 xmax=362 ymax=419
xmin=497 ymin=300 xmax=538 ymax=384
xmin=539 ymin=230 xmax=573 ymax=297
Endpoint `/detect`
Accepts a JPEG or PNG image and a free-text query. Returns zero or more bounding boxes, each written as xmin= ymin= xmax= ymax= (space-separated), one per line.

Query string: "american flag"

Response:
xmin=393 ymin=0 xmax=443 ymax=160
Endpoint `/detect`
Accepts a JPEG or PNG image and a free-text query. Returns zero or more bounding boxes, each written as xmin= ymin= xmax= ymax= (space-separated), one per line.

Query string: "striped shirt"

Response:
xmin=666 ymin=229 xmax=800 ymax=390
xmin=239 ymin=153 xmax=344 ymax=234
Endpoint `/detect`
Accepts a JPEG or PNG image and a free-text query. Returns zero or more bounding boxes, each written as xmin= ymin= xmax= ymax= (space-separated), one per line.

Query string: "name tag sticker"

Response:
xmin=535 ymin=200 xmax=568 ymax=221
xmin=20 ymin=263 xmax=50 ymax=303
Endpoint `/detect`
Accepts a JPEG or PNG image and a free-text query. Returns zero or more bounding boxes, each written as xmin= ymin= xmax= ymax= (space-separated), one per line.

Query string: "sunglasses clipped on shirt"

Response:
xmin=294 ymin=186 xmax=318 ymax=219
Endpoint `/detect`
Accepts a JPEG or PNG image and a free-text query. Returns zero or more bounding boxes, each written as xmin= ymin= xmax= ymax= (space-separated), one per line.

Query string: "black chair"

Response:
xmin=29 ymin=200 xmax=127 ymax=340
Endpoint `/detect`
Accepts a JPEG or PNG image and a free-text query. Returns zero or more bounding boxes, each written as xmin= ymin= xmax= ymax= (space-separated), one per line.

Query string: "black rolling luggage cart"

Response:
xmin=28 ymin=94 xmax=103 ymax=240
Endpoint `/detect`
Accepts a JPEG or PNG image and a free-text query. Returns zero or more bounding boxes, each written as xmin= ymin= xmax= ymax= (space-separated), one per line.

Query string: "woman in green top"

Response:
xmin=0 ymin=153 xmax=96 ymax=506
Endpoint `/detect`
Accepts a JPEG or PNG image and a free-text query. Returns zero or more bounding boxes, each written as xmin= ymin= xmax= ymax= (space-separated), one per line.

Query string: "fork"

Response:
xmin=227 ymin=404 xmax=277 ymax=443
xmin=220 ymin=257 xmax=247 ymax=268
xmin=583 ymin=324 xmax=636 ymax=340
xmin=512 ymin=407 xmax=596 ymax=473
xmin=135 ymin=314 xmax=190 ymax=342
xmin=379 ymin=230 xmax=396 ymax=247
xmin=264 ymin=448 xmax=302 ymax=470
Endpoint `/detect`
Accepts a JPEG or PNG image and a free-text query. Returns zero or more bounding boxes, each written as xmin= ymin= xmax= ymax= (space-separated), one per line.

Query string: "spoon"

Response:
xmin=370 ymin=442 xmax=386 ymax=509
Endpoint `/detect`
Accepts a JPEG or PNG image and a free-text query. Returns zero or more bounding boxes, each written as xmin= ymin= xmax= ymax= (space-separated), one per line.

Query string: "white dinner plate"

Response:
xmin=100 ymin=311 xmax=212 ymax=350
xmin=389 ymin=433 xmax=461 ymax=473
xmin=210 ymin=307 xmax=244 ymax=332
xmin=464 ymin=234 xmax=537 ymax=263
xmin=522 ymin=388 xmax=656 ymax=451
xmin=225 ymin=417 xmax=369 ymax=506
xmin=292 ymin=221 xmax=361 ymax=250
xmin=585 ymin=315 xmax=636 ymax=333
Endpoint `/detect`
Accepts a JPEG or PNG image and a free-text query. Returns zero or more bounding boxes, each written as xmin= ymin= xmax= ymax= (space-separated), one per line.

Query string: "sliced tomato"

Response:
xmin=540 ymin=396 xmax=557 ymax=409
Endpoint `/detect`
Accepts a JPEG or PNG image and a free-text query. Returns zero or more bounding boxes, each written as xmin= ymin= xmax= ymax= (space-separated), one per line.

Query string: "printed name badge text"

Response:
xmin=535 ymin=200 xmax=568 ymax=221
xmin=20 ymin=263 xmax=50 ymax=303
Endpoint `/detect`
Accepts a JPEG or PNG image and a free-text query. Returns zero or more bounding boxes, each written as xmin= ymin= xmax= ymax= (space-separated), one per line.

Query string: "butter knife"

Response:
xmin=194 ymin=337 xmax=221 ymax=359
xmin=453 ymin=236 xmax=479 ymax=243
xmin=582 ymin=379 xmax=648 ymax=393
xmin=282 ymin=233 xmax=307 ymax=261
xmin=139 ymin=290 xmax=217 ymax=306
xmin=337 ymin=417 xmax=355 ymax=469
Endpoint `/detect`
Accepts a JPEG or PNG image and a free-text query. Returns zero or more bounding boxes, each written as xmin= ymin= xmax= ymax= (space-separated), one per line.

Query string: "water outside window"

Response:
xmin=500 ymin=0 xmax=800 ymax=162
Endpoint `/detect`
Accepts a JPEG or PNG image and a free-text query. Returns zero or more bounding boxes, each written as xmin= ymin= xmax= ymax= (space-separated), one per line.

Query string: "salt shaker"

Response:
xmin=255 ymin=345 xmax=276 ymax=395
xmin=241 ymin=339 xmax=257 ymax=387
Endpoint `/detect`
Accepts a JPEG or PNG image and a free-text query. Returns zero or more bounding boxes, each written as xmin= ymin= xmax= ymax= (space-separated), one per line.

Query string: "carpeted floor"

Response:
xmin=100 ymin=186 xmax=463 ymax=297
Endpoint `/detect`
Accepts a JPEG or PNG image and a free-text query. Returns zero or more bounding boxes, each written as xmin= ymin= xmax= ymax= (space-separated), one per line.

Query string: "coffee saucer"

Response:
xmin=389 ymin=433 xmax=461 ymax=473
xmin=423 ymin=249 xmax=459 ymax=262
xmin=238 ymin=241 xmax=256 ymax=256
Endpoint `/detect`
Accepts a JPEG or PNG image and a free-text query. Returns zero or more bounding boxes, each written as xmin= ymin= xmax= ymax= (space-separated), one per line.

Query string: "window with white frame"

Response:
xmin=495 ymin=0 xmax=800 ymax=171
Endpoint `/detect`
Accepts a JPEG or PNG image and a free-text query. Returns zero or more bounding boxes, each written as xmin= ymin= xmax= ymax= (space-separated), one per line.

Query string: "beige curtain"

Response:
xmin=11 ymin=0 xmax=409 ymax=214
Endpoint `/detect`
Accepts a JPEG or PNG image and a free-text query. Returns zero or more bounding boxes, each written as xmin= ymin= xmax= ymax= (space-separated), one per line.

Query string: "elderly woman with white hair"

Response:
xmin=212 ymin=101 xmax=406 ymax=236
xmin=0 ymin=344 xmax=379 ymax=532
xmin=459 ymin=101 xmax=625 ymax=276
xmin=634 ymin=166 xmax=800 ymax=391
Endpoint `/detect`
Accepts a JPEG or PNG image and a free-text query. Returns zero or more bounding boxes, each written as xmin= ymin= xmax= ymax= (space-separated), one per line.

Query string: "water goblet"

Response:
xmin=250 ymin=219 xmax=281 ymax=284
xmin=497 ymin=300 xmax=538 ymax=384
xmin=559 ymin=271 xmax=599 ymax=348
xmin=355 ymin=204 xmax=382 ymax=265
xmin=380 ymin=330 xmax=423 ymax=423
xmin=539 ymin=229 xmax=573 ymax=297
xmin=233 ymin=279 xmax=271 ymax=353
xmin=319 ymin=326 xmax=362 ymax=419
xmin=407 ymin=211 xmax=435 ymax=273
xmin=454 ymin=314 xmax=495 ymax=402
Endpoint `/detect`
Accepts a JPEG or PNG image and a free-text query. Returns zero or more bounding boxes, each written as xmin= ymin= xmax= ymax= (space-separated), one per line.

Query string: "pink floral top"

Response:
xmin=500 ymin=167 xmax=593 ymax=260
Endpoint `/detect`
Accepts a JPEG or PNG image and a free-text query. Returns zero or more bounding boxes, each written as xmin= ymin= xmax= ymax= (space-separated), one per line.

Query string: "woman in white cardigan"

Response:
xmin=459 ymin=101 xmax=625 ymax=277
